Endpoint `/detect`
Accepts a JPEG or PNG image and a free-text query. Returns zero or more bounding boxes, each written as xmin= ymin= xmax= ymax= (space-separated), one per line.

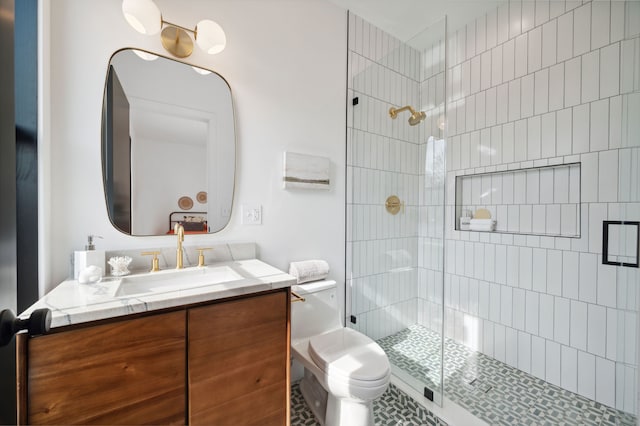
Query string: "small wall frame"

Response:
xmin=283 ymin=152 xmax=331 ymax=190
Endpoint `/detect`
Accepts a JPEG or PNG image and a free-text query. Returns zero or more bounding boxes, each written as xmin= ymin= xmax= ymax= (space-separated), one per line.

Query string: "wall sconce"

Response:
xmin=122 ymin=0 xmax=226 ymax=58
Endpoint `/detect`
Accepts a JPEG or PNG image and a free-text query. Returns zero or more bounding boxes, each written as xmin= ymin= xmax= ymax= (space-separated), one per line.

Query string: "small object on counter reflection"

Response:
xmin=178 ymin=196 xmax=194 ymax=210
xmin=108 ymin=256 xmax=133 ymax=276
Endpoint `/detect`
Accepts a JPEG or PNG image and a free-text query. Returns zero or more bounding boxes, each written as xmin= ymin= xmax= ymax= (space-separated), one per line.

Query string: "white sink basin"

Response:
xmin=114 ymin=265 xmax=244 ymax=297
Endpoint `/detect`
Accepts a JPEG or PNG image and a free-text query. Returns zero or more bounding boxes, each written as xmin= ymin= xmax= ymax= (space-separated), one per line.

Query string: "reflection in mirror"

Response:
xmin=102 ymin=49 xmax=235 ymax=236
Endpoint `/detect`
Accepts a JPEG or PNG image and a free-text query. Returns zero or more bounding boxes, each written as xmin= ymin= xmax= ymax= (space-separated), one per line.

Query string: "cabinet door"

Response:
xmin=26 ymin=311 xmax=186 ymax=425
xmin=188 ymin=290 xmax=289 ymax=425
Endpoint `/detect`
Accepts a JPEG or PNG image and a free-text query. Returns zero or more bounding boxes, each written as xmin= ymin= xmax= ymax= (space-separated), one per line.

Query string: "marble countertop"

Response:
xmin=20 ymin=259 xmax=296 ymax=328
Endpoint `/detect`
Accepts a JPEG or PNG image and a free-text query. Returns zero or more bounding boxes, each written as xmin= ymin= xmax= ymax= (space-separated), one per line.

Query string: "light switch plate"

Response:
xmin=241 ymin=204 xmax=262 ymax=225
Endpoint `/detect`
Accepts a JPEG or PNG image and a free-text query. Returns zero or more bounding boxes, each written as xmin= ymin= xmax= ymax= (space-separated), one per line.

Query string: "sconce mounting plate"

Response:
xmin=161 ymin=26 xmax=194 ymax=58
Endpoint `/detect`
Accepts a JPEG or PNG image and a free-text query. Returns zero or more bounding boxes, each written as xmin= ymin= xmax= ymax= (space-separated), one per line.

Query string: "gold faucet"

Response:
xmin=174 ymin=223 xmax=185 ymax=269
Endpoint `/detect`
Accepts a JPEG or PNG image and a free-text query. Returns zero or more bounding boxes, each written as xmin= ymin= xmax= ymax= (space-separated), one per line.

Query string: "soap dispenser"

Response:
xmin=73 ymin=235 xmax=105 ymax=280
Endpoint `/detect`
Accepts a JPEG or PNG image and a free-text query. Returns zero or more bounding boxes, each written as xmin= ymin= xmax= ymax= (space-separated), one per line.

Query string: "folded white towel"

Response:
xmin=470 ymin=225 xmax=495 ymax=231
xmin=289 ymin=260 xmax=330 ymax=284
xmin=469 ymin=222 xmax=496 ymax=232
xmin=470 ymin=218 xmax=496 ymax=225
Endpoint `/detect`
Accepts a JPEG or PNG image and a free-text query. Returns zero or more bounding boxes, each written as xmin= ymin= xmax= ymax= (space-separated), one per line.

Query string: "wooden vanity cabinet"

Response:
xmin=17 ymin=289 xmax=290 ymax=426
xmin=188 ymin=291 xmax=290 ymax=425
xmin=20 ymin=311 xmax=186 ymax=425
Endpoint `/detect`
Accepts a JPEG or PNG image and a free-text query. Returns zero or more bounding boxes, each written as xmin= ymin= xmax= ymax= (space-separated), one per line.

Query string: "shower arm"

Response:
xmin=389 ymin=105 xmax=417 ymax=119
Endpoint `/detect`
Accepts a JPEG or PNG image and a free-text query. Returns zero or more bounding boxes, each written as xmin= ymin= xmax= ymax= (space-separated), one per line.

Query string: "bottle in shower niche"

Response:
xmin=73 ymin=235 xmax=105 ymax=280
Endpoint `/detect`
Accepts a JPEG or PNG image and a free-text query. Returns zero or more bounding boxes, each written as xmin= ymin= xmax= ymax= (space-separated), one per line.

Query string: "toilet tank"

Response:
xmin=291 ymin=280 xmax=342 ymax=342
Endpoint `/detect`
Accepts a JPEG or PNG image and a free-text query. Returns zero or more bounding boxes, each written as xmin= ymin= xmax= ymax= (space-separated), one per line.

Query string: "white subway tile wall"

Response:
xmin=445 ymin=0 xmax=640 ymax=415
xmin=348 ymin=0 xmax=640 ymax=416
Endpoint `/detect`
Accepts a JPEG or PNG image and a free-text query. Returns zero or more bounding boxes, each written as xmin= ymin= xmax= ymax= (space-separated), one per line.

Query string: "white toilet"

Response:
xmin=291 ymin=280 xmax=390 ymax=426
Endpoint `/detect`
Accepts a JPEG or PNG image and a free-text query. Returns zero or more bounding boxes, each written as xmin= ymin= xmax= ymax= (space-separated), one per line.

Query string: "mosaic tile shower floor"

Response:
xmin=376 ymin=324 xmax=637 ymax=426
xmin=291 ymin=381 xmax=448 ymax=426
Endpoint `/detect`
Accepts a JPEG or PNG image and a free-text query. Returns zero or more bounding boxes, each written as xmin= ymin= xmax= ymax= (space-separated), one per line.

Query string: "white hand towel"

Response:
xmin=289 ymin=260 xmax=330 ymax=284
xmin=469 ymin=218 xmax=496 ymax=226
xmin=469 ymin=218 xmax=496 ymax=231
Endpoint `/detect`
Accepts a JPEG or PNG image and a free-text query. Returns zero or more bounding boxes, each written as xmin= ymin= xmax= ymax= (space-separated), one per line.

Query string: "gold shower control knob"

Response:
xmin=385 ymin=195 xmax=404 ymax=215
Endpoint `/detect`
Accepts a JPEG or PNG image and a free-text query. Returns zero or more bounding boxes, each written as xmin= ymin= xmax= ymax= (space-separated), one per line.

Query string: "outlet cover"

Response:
xmin=241 ymin=204 xmax=262 ymax=225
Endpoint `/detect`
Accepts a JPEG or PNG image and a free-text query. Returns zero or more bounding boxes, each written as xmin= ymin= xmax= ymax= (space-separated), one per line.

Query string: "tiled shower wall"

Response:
xmin=439 ymin=0 xmax=640 ymax=414
xmin=346 ymin=12 xmax=423 ymax=340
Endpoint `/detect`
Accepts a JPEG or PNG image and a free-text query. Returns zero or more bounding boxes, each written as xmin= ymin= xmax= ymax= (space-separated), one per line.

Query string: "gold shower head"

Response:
xmin=389 ymin=105 xmax=426 ymax=126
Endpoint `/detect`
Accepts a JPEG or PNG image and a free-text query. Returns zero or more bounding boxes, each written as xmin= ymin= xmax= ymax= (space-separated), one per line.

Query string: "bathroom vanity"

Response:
xmin=16 ymin=258 xmax=295 ymax=425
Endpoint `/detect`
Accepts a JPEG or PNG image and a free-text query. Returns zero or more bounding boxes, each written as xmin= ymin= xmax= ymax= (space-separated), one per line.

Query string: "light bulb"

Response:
xmin=195 ymin=19 xmax=226 ymax=55
xmin=133 ymin=50 xmax=159 ymax=61
xmin=192 ymin=66 xmax=212 ymax=75
xmin=122 ymin=0 xmax=161 ymax=35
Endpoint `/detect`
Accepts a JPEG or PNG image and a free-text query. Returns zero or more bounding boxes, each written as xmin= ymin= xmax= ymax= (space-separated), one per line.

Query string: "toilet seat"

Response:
xmin=308 ymin=328 xmax=390 ymax=386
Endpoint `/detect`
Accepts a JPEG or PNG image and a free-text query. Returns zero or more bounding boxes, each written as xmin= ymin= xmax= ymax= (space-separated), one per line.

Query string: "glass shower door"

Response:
xmin=346 ymin=12 xmax=447 ymax=405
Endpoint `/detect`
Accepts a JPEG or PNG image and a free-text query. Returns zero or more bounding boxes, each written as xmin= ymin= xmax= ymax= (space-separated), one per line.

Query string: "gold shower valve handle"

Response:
xmin=385 ymin=195 xmax=404 ymax=215
xmin=196 ymin=247 xmax=213 ymax=267
xmin=141 ymin=251 xmax=161 ymax=272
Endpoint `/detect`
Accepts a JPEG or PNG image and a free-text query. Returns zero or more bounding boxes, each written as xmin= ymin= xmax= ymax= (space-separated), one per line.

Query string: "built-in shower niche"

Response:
xmin=454 ymin=163 xmax=581 ymax=238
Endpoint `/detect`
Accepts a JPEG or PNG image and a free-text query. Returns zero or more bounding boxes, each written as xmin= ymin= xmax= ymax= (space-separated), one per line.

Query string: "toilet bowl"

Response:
xmin=291 ymin=280 xmax=390 ymax=426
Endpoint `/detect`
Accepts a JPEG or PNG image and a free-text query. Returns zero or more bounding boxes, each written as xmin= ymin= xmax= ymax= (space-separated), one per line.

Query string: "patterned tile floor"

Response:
xmin=291 ymin=381 xmax=448 ymax=426
xmin=377 ymin=324 xmax=637 ymax=426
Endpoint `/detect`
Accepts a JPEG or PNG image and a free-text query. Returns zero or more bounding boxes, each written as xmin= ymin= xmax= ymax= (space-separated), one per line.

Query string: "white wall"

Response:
xmin=41 ymin=0 xmax=348 ymax=311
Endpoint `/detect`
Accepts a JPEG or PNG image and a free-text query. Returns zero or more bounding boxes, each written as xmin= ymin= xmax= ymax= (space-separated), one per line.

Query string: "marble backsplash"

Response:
xmin=104 ymin=242 xmax=257 ymax=277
